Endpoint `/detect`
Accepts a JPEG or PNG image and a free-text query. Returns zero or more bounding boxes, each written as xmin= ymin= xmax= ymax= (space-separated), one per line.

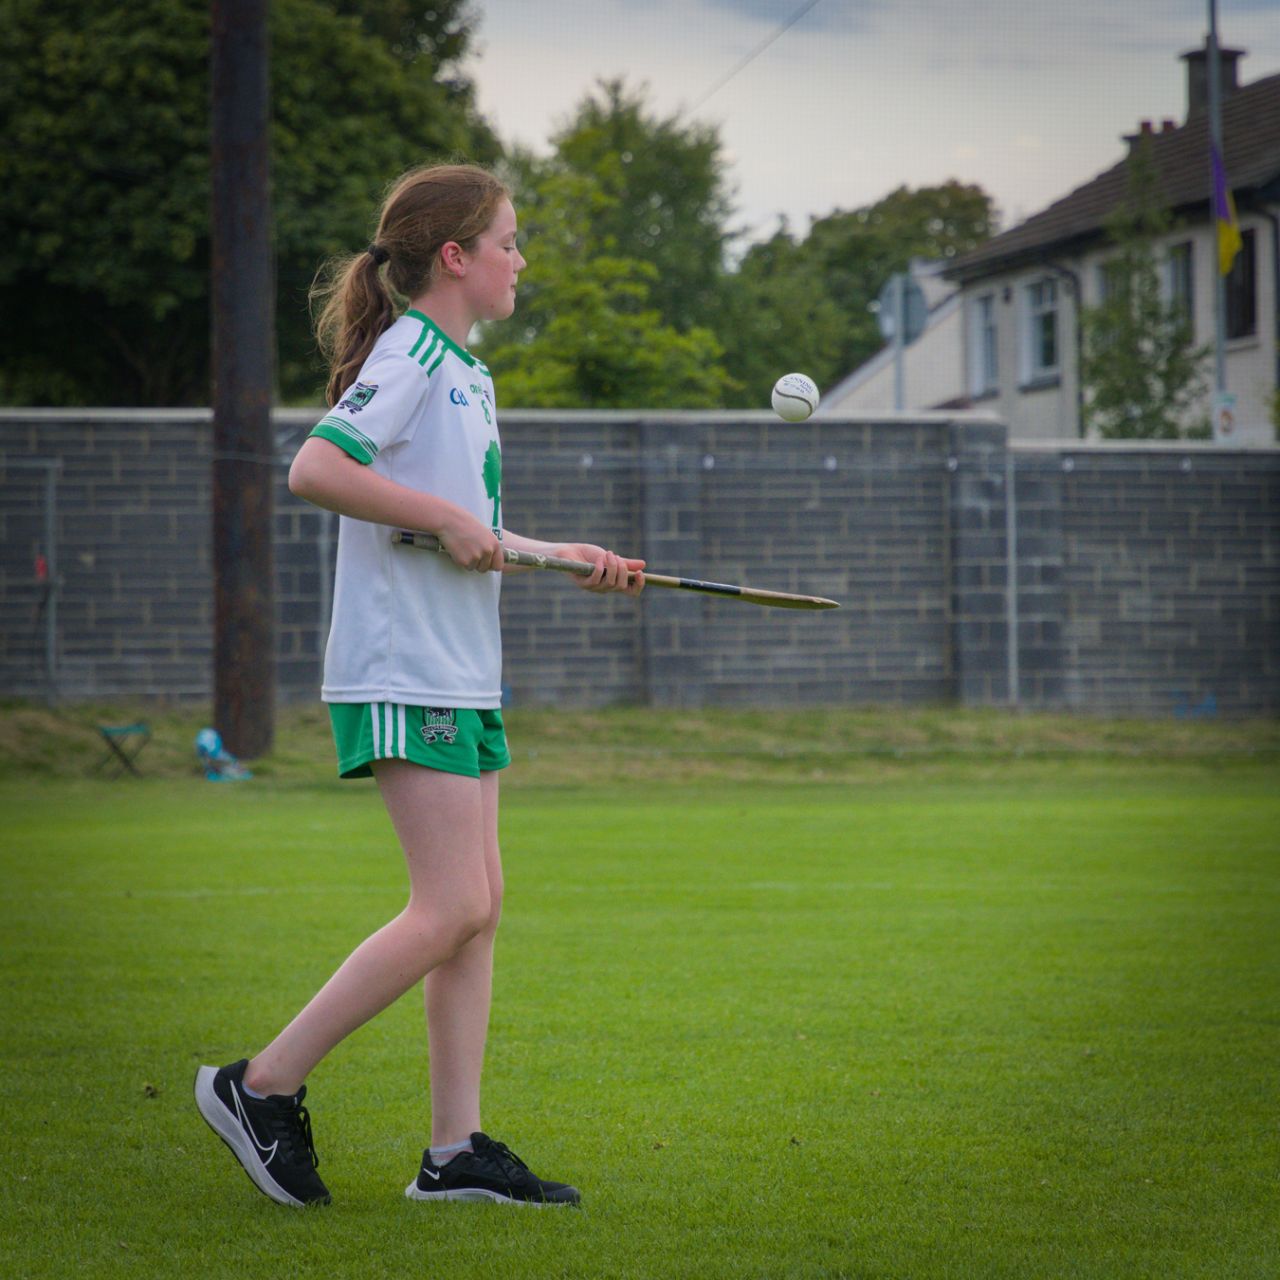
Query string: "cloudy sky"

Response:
xmin=461 ymin=0 xmax=1280 ymax=243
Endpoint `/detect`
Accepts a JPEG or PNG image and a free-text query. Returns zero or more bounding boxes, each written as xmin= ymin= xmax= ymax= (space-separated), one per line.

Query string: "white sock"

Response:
xmin=430 ymin=1139 xmax=473 ymax=1165
xmin=241 ymin=1082 xmax=268 ymax=1100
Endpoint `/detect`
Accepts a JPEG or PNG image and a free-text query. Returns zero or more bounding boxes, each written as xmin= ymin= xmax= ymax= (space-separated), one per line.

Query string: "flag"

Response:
xmin=1212 ymin=142 xmax=1243 ymax=276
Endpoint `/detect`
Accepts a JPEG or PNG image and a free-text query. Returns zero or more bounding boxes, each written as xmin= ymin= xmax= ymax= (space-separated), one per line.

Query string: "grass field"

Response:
xmin=1 ymin=707 xmax=1277 ymax=1278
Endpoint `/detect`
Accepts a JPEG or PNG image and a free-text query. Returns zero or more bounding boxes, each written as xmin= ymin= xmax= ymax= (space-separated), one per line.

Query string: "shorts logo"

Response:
xmin=421 ymin=709 xmax=458 ymax=745
xmin=338 ymin=382 xmax=378 ymax=413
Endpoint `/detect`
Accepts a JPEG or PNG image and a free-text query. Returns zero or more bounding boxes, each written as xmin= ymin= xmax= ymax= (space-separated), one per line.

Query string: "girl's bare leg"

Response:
xmin=244 ymin=763 xmax=490 ymax=1097
xmin=424 ymin=768 xmax=503 ymax=1147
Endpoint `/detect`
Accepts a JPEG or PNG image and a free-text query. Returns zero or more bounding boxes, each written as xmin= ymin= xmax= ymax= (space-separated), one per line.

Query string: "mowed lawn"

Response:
xmin=1 ymin=746 xmax=1277 ymax=1278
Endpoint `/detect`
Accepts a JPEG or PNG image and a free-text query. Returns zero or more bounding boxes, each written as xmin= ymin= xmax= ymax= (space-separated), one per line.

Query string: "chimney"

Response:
xmin=1180 ymin=40 xmax=1244 ymax=119
xmin=1122 ymin=119 xmax=1156 ymax=155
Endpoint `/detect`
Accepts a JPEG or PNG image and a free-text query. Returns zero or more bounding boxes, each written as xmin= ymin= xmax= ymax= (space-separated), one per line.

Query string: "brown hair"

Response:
xmin=311 ymin=164 xmax=510 ymax=406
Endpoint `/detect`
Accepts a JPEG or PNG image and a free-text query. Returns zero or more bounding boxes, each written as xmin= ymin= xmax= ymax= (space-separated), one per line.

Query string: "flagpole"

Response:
xmin=1208 ymin=0 xmax=1227 ymax=398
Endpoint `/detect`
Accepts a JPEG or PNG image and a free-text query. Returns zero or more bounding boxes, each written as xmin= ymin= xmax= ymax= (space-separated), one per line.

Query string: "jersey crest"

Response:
xmin=337 ymin=382 xmax=378 ymax=413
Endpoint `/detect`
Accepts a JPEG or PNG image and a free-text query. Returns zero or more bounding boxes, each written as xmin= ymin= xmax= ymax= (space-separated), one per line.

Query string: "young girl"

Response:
xmin=195 ymin=164 xmax=644 ymax=1209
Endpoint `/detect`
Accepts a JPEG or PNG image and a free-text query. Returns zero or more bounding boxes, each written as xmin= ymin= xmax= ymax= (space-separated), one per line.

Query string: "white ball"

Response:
xmin=771 ymin=372 xmax=820 ymax=422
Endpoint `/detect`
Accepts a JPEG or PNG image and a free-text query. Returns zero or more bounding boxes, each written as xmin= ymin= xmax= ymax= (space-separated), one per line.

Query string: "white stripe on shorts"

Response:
xmin=383 ymin=702 xmax=394 ymax=758
xmin=370 ymin=702 xmax=382 ymax=757
xmin=396 ymin=704 xmax=408 ymax=759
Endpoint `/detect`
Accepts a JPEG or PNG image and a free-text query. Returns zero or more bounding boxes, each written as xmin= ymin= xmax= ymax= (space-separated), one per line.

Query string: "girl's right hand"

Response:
xmin=437 ymin=514 xmax=505 ymax=573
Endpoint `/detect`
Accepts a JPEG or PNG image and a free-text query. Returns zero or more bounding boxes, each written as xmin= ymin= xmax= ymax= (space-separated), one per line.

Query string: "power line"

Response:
xmin=683 ymin=0 xmax=826 ymax=116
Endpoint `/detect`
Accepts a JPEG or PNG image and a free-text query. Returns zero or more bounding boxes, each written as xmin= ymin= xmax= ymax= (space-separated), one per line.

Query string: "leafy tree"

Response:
xmin=478 ymin=164 xmax=732 ymax=408
xmin=1081 ymin=141 xmax=1209 ymax=439
xmin=715 ymin=223 xmax=849 ymax=408
xmin=549 ymin=80 xmax=735 ymax=333
xmin=0 ymin=0 xmax=494 ymax=406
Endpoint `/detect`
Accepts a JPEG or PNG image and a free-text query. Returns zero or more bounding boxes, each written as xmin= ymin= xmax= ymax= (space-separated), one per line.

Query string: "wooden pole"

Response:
xmin=211 ymin=0 xmax=275 ymax=757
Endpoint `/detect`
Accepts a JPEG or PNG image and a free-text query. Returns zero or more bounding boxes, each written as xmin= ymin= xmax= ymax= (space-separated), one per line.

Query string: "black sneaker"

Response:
xmin=405 ymin=1132 xmax=581 ymax=1206
xmin=194 ymin=1059 xmax=330 ymax=1207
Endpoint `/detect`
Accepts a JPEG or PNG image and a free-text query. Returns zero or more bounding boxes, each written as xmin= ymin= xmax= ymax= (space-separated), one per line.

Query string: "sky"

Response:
xmin=460 ymin=0 xmax=1280 ymax=245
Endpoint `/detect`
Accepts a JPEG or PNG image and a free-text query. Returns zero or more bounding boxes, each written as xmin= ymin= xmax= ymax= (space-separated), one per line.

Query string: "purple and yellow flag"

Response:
xmin=1212 ymin=143 xmax=1243 ymax=276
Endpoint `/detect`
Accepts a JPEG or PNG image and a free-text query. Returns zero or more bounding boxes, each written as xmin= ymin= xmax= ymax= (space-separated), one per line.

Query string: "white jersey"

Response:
xmin=310 ymin=309 xmax=504 ymax=708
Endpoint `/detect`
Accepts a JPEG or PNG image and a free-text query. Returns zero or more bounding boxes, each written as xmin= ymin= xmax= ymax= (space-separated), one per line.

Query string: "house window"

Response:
xmin=969 ymin=294 xmax=998 ymax=395
xmin=1226 ymin=228 xmax=1256 ymax=340
xmin=1023 ymin=278 xmax=1059 ymax=382
xmin=1165 ymin=241 xmax=1193 ymax=326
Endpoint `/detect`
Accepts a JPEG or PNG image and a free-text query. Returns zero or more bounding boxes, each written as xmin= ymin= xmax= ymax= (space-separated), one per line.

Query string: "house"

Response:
xmin=824 ymin=43 xmax=1280 ymax=444
xmin=948 ymin=42 xmax=1278 ymax=443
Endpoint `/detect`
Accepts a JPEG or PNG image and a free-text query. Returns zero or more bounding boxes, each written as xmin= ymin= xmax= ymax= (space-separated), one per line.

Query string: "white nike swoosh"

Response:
xmin=422 ymin=1167 xmax=442 ymax=1182
xmin=231 ymin=1085 xmax=279 ymax=1163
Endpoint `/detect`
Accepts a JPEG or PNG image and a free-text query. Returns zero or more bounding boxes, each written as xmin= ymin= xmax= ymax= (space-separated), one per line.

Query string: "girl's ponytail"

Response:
xmin=310 ymin=164 xmax=510 ymax=408
xmin=311 ymin=249 xmax=397 ymax=408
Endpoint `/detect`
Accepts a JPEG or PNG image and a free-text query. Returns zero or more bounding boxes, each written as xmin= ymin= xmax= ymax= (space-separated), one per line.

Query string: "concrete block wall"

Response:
xmin=1027 ymin=445 xmax=1280 ymax=716
xmin=2 ymin=409 xmax=1277 ymax=715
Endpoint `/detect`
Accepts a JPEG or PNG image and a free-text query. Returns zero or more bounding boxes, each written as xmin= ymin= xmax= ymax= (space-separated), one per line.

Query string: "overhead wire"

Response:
xmin=682 ymin=0 xmax=826 ymax=116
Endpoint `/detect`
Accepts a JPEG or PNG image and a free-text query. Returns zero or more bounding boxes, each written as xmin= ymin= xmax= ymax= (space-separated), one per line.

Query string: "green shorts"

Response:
xmin=327 ymin=703 xmax=511 ymax=780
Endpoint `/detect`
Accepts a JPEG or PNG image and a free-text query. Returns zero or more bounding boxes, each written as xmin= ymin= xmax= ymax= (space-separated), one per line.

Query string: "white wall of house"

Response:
xmin=959 ymin=275 xmax=1080 ymax=439
xmin=957 ymin=208 xmax=1278 ymax=443
xmin=819 ymin=294 xmax=963 ymax=416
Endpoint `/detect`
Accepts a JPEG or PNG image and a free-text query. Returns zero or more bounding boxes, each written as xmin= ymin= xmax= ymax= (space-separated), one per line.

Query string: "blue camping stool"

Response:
xmin=96 ymin=722 xmax=151 ymax=777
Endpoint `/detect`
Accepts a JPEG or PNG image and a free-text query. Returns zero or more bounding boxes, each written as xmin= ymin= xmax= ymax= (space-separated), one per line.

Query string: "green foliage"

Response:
xmin=550 ymin=79 xmax=735 ymax=334
xmin=478 ymin=164 xmax=733 ymax=409
xmin=715 ymin=225 xmax=851 ymax=407
xmin=1081 ymin=141 xmax=1210 ymax=440
xmin=0 ymin=0 xmax=493 ymax=406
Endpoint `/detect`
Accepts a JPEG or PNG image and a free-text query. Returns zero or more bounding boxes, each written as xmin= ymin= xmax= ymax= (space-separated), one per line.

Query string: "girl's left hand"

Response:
xmin=558 ymin=544 xmax=646 ymax=596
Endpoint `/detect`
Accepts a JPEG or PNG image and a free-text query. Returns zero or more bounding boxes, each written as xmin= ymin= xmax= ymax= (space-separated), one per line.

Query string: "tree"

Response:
xmin=0 ymin=0 xmax=495 ymax=405
xmin=549 ymin=80 xmax=735 ymax=334
xmin=715 ymin=224 xmax=850 ymax=408
xmin=477 ymin=163 xmax=733 ymax=408
xmin=1081 ymin=140 xmax=1209 ymax=439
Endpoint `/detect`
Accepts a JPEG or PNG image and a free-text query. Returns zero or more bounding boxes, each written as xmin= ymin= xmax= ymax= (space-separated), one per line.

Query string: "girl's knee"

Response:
xmin=454 ymin=890 xmax=494 ymax=948
xmin=405 ymin=891 xmax=491 ymax=960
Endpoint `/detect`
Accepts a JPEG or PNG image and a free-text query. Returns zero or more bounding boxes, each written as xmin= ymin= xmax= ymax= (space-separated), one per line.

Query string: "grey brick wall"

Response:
xmin=2 ymin=410 xmax=1277 ymax=715
xmin=1022 ymin=444 xmax=1280 ymax=716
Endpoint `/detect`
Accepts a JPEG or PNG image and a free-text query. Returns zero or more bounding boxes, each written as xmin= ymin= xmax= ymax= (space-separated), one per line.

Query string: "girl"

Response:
xmin=195 ymin=164 xmax=645 ymax=1209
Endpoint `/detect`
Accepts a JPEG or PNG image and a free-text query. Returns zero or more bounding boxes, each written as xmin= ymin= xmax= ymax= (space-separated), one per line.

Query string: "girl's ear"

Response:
xmin=439 ymin=240 xmax=467 ymax=278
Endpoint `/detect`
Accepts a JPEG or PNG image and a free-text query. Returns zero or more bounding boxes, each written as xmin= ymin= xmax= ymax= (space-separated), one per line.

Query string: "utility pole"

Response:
xmin=211 ymin=0 xmax=275 ymax=757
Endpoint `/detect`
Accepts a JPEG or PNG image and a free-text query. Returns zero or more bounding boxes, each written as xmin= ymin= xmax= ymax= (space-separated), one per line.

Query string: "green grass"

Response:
xmin=1 ymin=710 xmax=1278 ymax=1278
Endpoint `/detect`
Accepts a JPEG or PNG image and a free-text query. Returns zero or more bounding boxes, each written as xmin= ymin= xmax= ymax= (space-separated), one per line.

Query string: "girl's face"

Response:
xmin=460 ymin=199 xmax=525 ymax=323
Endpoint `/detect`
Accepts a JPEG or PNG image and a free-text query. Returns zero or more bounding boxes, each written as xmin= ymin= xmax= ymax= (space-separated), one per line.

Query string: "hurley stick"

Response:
xmin=391 ymin=530 xmax=840 ymax=611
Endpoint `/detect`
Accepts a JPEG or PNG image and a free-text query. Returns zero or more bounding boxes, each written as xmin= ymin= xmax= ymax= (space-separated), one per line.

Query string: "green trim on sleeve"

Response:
xmin=310 ymin=416 xmax=378 ymax=464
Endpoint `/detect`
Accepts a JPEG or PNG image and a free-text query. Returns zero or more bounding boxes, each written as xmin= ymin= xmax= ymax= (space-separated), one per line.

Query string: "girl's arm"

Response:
xmin=501 ymin=529 xmax=645 ymax=596
xmin=289 ymin=436 xmax=503 ymax=572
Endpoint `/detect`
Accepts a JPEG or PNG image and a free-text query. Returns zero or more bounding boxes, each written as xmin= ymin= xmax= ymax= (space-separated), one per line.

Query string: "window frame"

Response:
xmin=968 ymin=292 xmax=999 ymax=397
xmin=1021 ymin=276 xmax=1060 ymax=386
